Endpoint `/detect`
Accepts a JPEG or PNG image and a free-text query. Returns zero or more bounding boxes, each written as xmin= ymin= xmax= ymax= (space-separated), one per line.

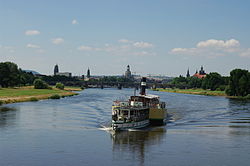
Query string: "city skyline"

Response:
xmin=1 ymin=0 xmax=250 ymax=76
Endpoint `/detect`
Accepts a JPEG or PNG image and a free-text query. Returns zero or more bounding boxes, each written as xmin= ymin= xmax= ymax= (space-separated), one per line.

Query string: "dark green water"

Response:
xmin=1 ymin=88 xmax=250 ymax=166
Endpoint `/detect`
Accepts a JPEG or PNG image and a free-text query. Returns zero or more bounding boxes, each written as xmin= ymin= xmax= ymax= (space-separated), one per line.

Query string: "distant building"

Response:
xmin=186 ymin=68 xmax=190 ymax=78
xmin=53 ymin=64 xmax=72 ymax=77
xmin=125 ymin=65 xmax=132 ymax=79
xmin=54 ymin=64 xmax=59 ymax=75
xmin=193 ymin=66 xmax=206 ymax=79
xmin=87 ymin=68 xmax=90 ymax=78
xmin=56 ymin=72 xmax=72 ymax=77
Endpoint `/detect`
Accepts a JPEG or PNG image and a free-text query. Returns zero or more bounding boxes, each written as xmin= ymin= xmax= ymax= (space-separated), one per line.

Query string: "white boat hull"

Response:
xmin=112 ymin=119 xmax=150 ymax=131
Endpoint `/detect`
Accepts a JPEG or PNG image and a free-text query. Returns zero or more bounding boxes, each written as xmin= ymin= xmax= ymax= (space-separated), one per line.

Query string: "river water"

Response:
xmin=1 ymin=88 xmax=250 ymax=166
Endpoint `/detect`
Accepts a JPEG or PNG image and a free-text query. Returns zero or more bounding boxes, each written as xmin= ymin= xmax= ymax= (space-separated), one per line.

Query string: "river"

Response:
xmin=1 ymin=88 xmax=250 ymax=166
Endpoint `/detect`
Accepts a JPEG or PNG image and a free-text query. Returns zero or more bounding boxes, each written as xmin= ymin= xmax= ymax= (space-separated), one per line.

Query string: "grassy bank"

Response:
xmin=154 ymin=88 xmax=226 ymax=96
xmin=0 ymin=86 xmax=80 ymax=104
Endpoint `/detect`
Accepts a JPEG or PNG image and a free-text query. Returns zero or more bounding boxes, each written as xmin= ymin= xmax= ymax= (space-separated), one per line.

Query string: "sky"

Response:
xmin=1 ymin=0 xmax=250 ymax=77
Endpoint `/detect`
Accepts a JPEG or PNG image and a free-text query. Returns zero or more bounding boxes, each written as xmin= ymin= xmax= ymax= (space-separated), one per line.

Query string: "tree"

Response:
xmin=238 ymin=75 xmax=248 ymax=96
xmin=0 ymin=62 xmax=20 ymax=87
xmin=55 ymin=82 xmax=64 ymax=90
xmin=226 ymin=69 xmax=249 ymax=96
xmin=20 ymin=70 xmax=35 ymax=86
xmin=171 ymin=75 xmax=188 ymax=89
xmin=187 ymin=77 xmax=202 ymax=88
xmin=202 ymin=72 xmax=224 ymax=91
xmin=34 ymin=79 xmax=49 ymax=89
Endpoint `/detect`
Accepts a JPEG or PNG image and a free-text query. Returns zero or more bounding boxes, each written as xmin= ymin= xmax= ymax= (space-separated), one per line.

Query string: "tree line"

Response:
xmin=0 ymin=62 xmax=35 ymax=87
xmin=0 ymin=62 xmax=82 ymax=88
xmin=0 ymin=61 xmax=249 ymax=97
xmin=167 ymin=72 xmax=228 ymax=91
xmin=164 ymin=69 xmax=250 ymax=97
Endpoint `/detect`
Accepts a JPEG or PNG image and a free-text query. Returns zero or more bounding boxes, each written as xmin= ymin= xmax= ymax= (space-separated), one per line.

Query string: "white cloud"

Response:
xmin=78 ymin=45 xmax=94 ymax=51
xmin=26 ymin=43 xmax=40 ymax=48
xmin=133 ymin=41 xmax=153 ymax=48
xmin=197 ymin=39 xmax=240 ymax=48
xmin=118 ymin=39 xmax=154 ymax=49
xmin=77 ymin=39 xmax=156 ymax=57
xmin=25 ymin=30 xmax=40 ymax=36
xmin=118 ymin=39 xmax=133 ymax=43
xmin=170 ymin=39 xmax=245 ymax=58
xmin=171 ymin=48 xmax=189 ymax=53
xmin=133 ymin=51 xmax=156 ymax=56
xmin=72 ymin=19 xmax=79 ymax=25
xmin=51 ymin=38 xmax=64 ymax=45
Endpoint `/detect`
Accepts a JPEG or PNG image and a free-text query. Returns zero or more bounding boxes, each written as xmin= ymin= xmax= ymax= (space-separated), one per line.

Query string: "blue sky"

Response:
xmin=1 ymin=0 xmax=250 ymax=76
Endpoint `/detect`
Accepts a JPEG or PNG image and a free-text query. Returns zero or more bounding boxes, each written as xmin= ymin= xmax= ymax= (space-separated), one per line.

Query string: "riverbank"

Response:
xmin=154 ymin=88 xmax=226 ymax=96
xmin=0 ymin=86 xmax=82 ymax=105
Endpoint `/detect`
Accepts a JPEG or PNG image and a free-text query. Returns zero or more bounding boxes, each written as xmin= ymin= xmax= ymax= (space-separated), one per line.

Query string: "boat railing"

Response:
xmin=115 ymin=114 xmax=148 ymax=123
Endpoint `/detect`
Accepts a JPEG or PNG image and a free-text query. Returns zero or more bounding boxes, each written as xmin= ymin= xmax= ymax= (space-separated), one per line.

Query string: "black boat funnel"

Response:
xmin=140 ymin=77 xmax=146 ymax=95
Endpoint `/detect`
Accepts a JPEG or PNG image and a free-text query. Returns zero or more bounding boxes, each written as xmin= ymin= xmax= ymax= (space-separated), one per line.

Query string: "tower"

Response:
xmin=186 ymin=68 xmax=190 ymax=77
xmin=199 ymin=66 xmax=206 ymax=75
xmin=87 ymin=68 xmax=90 ymax=78
xmin=125 ymin=65 xmax=132 ymax=78
xmin=54 ymin=64 xmax=59 ymax=75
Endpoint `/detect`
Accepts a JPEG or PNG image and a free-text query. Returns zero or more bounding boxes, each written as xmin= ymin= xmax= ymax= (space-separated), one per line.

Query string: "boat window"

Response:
xmin=130 ymin=110 xmax=134 ymax=115
xmin=123 ymin=110 xmax=128 ymax=115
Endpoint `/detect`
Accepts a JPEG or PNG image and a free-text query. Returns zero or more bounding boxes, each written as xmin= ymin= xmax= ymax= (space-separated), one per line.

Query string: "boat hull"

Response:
xmin=112 ymin=119 xmax=150 ymax=131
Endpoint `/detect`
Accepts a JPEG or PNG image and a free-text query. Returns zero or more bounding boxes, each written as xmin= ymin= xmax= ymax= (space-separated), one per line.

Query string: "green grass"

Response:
xmin=64 ymin=86 xmax=82 ymax=91
xmin=0 ymin=86 xmax=78 ymax=104
xmin=0 ymin=88 xmax=67 ymax=97
xmin=155 ymin=88 xmax=226 ymax=96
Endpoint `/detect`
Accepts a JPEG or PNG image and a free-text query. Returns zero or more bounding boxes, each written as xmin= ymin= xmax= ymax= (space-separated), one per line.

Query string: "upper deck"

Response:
xmin=113 ymin=94 xmax=165 ymax=110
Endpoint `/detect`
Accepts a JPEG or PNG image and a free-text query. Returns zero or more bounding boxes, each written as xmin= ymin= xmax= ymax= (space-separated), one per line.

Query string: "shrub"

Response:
xmin=33 ymin=79 xmax=49 ymax=89
xmin=218 ymin=85 xmax=226 ymax=91
xmin=244 ymin=94 xmax=250 ymax=99
xmin=55 ymin=82 xmax=64 ymax=90
xmin=49 ymin=94 xmax=60 ymax=99
xmin=0 ymin=100 xmax=3 ymax=105
xmin=30 ymin=97 xmax=38 ymax=102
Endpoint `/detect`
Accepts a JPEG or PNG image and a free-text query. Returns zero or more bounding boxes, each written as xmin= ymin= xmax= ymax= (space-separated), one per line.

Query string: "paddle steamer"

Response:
xmin=111 ymin=77 xmax=167 ymax=130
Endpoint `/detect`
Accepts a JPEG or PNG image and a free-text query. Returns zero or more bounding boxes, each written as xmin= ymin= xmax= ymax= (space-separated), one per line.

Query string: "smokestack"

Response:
xmin=140 ymin=77 xmax=146 ymax=95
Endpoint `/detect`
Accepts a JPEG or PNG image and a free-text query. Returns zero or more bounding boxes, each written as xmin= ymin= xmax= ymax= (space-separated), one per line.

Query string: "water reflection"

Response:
xmin=227 ymin=99 xmax=250 ymax=136
xmin=111 ymin=127 xmax=166 ymax=166
xmin=228 ymin=99 xmax=250 ymax=112
xmin=0 ymin=106 xmax=17 ymax=128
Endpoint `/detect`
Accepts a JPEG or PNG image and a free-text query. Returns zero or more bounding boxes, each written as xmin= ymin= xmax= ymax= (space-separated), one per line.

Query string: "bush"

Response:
xmin=49 ymin=94 xmax=61 ymax=99
xmin=218 ymin=85 xmax=226 ymax=91
xmin=244 ymin=94 xmax=250 ymax=99
xmin=29 ymin=97 xmax=38 ymax=102
xmin=33 ymin=79 xmax=49 ymax=89
xmin=0 ymin=100 xmax=3 ymax=105
xmin=55 ymin=82 xmax=64 ymax=90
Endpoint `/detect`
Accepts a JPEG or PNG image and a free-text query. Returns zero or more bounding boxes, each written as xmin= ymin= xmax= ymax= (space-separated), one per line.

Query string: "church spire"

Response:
xmin=127 ymin=65 xmax=130 ymax=71
xmin=54 ymin=64 xmax=59 ymax=75
xmin=87 ymin=68 xmax=90 ymax=78
xmin=186 ymin=68 xmax=190 ymax=77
